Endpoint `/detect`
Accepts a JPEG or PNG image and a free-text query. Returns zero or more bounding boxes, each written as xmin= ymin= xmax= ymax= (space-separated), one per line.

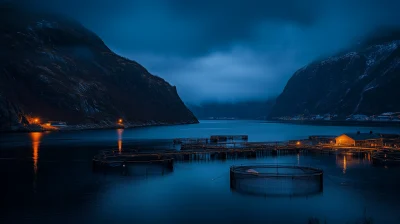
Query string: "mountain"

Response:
xmin=269 ymin=29 xmax=400 ymax=118
xmin=0 ymin=5 xmax=198 ymax=131
xmin=188 ymin=99 xmax=276 ymax=120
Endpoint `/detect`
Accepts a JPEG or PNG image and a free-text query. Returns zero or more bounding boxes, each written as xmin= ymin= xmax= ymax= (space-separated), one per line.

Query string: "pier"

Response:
xmin=93 ymin=137 xmax=383 ymax=168
xmin=210 ymin=135 xmax=248 ymax=142
xmin=173 ymin=138 xmax=209 ymax=144
xmin=92 ymin=133 xmax=400 ymax=171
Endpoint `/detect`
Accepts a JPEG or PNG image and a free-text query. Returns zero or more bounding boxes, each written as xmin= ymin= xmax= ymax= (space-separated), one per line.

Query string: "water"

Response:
xmin=1 ymin=120 xmax=400 ymax=224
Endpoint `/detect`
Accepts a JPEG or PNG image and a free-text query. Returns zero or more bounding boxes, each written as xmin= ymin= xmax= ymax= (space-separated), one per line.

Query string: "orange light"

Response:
xmin=33 ymin=118 xmax=39 ymax=124
xmin=296 ymin=141 xmax=301 ymax=145
xmin=118 ymin=119 xmax=123 ymax=123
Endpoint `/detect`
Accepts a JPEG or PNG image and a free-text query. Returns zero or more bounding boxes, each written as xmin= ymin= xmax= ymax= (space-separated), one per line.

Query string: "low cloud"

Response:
xmin=12 ymin=0 xmax=400 ymax=102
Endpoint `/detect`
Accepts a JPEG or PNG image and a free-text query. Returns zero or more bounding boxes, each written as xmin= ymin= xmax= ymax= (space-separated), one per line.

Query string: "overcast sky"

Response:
xmin=13 ymin=0 xmax=400 ymax=103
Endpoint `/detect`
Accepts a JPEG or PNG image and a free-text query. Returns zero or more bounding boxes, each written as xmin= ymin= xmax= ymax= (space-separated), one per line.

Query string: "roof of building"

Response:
xmin=338 ymin=133 xmax=381 ymax=141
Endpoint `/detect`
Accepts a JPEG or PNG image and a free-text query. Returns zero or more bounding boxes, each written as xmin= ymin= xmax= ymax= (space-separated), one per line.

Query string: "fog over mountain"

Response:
xmin=8 ymin=0 xmax=400 ymax=103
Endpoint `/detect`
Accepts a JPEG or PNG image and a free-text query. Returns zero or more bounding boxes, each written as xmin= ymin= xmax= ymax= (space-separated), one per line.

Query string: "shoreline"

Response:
xmin=265 ymin=119 xmax=400 ymax=127
xmin=0 ymin=120 xmax=199 ymax=134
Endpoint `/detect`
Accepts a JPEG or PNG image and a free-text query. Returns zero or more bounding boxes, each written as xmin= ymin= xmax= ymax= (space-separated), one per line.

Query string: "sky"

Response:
xmin=11 ymin=0 xmax=400 ymax=103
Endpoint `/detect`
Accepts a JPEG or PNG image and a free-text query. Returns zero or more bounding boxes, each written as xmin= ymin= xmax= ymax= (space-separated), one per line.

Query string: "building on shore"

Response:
xmin=44 ymin=121 xmax=67 ymax=127
xmin=346 ymin=114 xmax=369 ymax=121
xmin=335 ymin=132 xmax=383 ymax=147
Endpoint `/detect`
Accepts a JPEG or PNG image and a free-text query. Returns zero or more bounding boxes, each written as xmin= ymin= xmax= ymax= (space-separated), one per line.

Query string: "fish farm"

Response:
xmin=92 ymin=133 xmax=400 ymax=176
xmin=229 ymin=164 xmax=324 ymax=196
xmin=92 ymin=149 xmax=174 ymax=174
xmin=372 ymin=150 xmax=400 ymax=166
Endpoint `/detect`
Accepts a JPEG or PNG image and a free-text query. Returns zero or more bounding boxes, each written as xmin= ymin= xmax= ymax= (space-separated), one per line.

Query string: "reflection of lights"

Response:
xmin=117 ymin=129 xmax=124 ymax=153
xmin=30 ymin=132 xmax=42 ymax=175
xmin=297 ymin=153 xmax=300 ymax=165
xmin=343 ymin=156 xmax=347 ymax=174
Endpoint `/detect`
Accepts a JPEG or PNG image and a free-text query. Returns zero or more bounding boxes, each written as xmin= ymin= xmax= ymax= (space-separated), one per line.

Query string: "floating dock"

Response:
xmin=173 ymin=138 xmax=209 ymax=144
xmin=92 ymin=134 xmax=391 ymax=171
xmin=173 ymin=135 xmax=249 ymax=144
xmin=210 ymin=135 xmax=248 ymax=142
xmin=93 ymin=150 xmax=174 ymax=172
xmin=93 ymin=142 xmax=377 ymax=166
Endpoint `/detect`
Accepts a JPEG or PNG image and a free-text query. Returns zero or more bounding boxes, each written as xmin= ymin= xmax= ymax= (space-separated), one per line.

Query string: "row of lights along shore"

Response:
xmin=29 ymin=118 xmax=124 ymax=125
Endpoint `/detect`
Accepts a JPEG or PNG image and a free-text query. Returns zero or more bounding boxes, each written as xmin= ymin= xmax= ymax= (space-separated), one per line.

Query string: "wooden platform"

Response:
xmin=173 ymin=138 xmax=209 ymax=144
xmin=93 ymin=135 xmax=388 ymax=165
xmin=210 ymin=135 xmax=248 ymax=142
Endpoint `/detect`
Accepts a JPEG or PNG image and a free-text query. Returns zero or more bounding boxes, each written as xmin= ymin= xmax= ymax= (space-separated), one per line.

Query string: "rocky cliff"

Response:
xmin=269 ymin=30 xmax=400 ymax=118
xmin=0 ymin=6 xmax=198 ymax=131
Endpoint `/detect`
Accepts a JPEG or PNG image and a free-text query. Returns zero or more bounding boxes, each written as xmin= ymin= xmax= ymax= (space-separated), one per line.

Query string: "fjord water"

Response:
xmin=1 ymin=120 xmax=400 ymax=224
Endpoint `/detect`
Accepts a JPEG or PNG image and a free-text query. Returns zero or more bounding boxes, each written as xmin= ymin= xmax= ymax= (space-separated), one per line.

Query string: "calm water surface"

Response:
xmin=1 ymin=120 xmax=400 ymax=224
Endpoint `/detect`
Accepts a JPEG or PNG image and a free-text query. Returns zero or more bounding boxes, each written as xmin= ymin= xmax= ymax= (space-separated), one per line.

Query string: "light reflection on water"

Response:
xmin=2 ymin=121 xmax=400 ymax=223
xmin=117 ymin=128 xmax=123 ymax=153
xmin=30 ymin=132 xmax=42 ymax=193
xmin=30 ymin=132 xmax=42 ymax=175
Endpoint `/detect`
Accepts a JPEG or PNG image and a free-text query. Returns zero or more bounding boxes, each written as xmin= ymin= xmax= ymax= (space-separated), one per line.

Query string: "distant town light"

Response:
xmin=118 ymin=119 xmax=123 ymax=123
xmin=296 ymin=141 xmax=301 ymax=145
xmin=33 ymin=118 xmax=39 ymax=124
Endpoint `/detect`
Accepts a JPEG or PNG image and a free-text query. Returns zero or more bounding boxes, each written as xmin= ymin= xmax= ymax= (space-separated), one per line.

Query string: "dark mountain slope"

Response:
xmin=0 ymin=6 xmax=198 ymax=130
xmin=269 ymin=31 xmax=400 ymax=118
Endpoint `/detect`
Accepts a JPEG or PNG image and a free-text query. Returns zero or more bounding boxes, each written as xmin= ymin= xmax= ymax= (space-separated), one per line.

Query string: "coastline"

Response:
xmin=266 ymin=119 xmax=400 ymax=127
xmin=0 ymin=120 xmax=199 ymax=134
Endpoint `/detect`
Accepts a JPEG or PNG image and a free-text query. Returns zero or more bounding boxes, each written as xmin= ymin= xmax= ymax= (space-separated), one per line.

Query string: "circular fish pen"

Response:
xmin=230 ymin=164 xmax=323 ymax=197
xmin=93 ymin=149 xmax=174 ymax=175
xmin=372 ymin=150 xmax=400 ymax=166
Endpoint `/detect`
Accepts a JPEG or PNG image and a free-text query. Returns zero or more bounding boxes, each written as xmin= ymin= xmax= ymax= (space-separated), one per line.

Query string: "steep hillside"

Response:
xmin=270 ymin=31 xmax=400 ymax=118
xmin=0 ymin=6 xmax=198 ymax=131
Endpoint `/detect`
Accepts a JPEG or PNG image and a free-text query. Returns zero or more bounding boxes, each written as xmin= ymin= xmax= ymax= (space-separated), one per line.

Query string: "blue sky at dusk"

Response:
xmin=12 ymin=0 xmax=400 ymax=103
